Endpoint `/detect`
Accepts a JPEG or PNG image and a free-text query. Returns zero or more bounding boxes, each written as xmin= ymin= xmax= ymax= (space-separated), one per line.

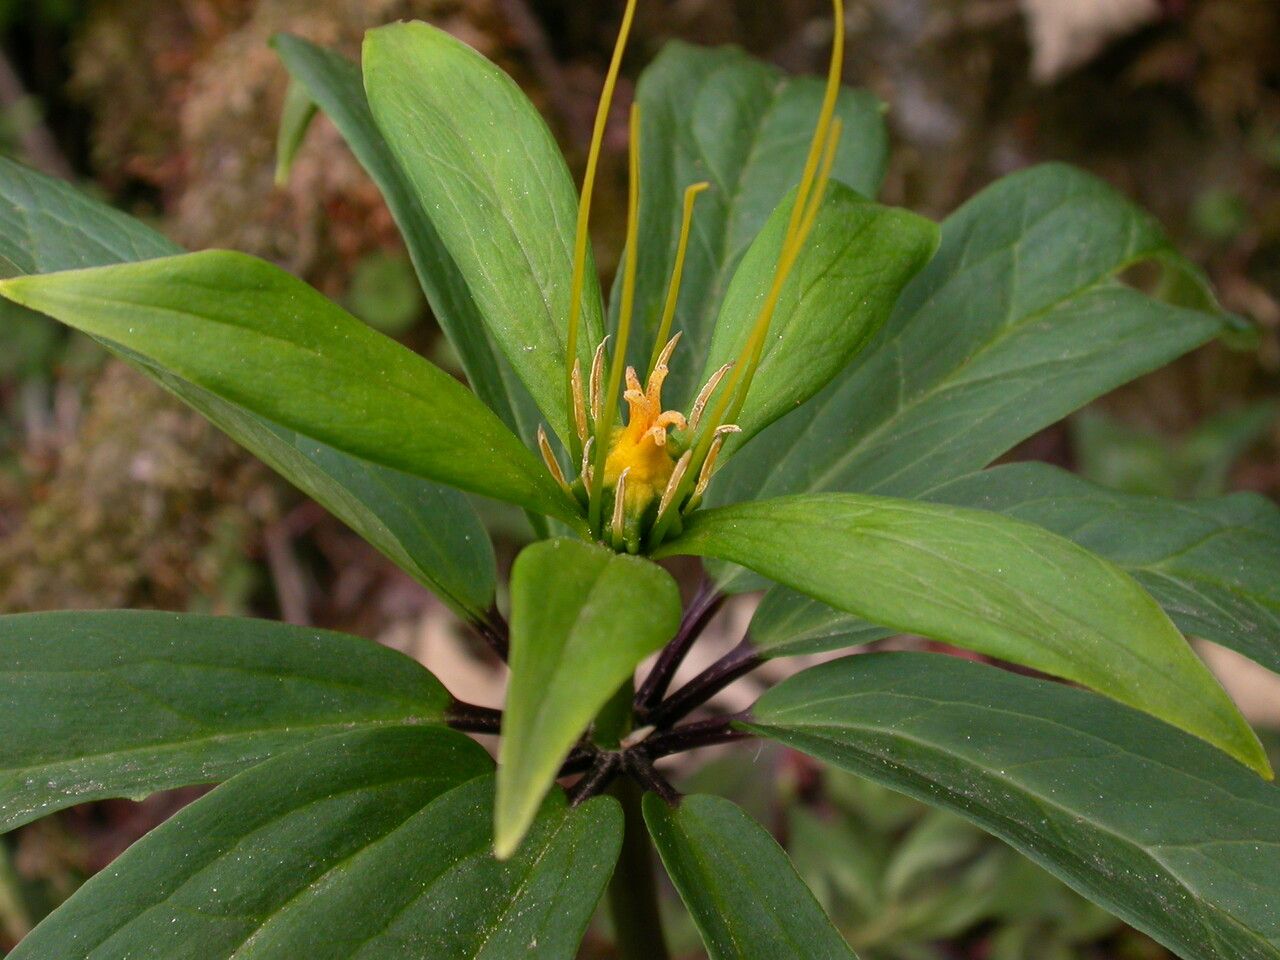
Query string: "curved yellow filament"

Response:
xmin=589 ymin=104 xmax=644 ymax=533
xmin=647 ymin=181 xmax=711 ymax=377
xmin=648 ymin=0 xmax=846 ymax=548
xmin=565 ymin=0 xmax=639 ymax=457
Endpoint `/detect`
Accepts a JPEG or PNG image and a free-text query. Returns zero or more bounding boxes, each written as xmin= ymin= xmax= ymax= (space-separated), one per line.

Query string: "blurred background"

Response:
xmin=1 ymin=1 xmax=1278 ymax=956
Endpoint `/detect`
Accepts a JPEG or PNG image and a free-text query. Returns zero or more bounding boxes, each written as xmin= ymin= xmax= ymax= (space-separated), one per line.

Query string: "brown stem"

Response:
xmin=642 ymin=713 xmax=754 ymax=759
xmin=444 ymin=700 xmax=502 ymax=734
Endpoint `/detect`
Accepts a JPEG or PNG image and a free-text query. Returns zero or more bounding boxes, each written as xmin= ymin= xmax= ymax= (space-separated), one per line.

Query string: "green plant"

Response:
xmin=2 ymin=1 xmax=1279 ymax=957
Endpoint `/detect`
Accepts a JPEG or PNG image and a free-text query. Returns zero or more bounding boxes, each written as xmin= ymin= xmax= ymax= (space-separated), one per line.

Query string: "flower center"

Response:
xmin=603 ymin=363 xmax=686 ymax=514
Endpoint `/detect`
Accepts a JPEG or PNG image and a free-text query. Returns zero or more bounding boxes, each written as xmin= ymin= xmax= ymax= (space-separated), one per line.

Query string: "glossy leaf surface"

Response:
xmin=659 ymin=493 xmax=1269 ymax=776
xmin=749 ymin=653 xmax=1280 ymax=960
xmin=700 ymin=183 xmax=938 ymax=445
xmin=0 ymin=612 xmax=450 ymax=833
xmin=623 ymin=41 xmax=889 ymax=404
xmin=363 ymin=22 xmax=602 ymax=443
xmin=497 ymin=539 xmax=681 ymax=857
xmin=272 ymin=34 xmax=542 ymax=447
xmin=644 ymin=793 xmax=858 ymax=960
xmin=930 ymin=462 xmax=1280 ymax=674
xmin=11 ymin=726 xmax=622 ymax=959
xmin=715 ymin=164 xmax=1227 ymax=510
xmin=0 ymin=251 xmax=579 ymax=525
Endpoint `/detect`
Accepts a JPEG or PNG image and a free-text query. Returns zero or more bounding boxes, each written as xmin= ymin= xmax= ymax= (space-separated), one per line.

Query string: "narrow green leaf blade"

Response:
xmin=271 ymin=33 xmax=543 ymax=447
xmin=625 ymin=42 xmax=889 ymax=406
xmin=497 ymin=539 xmax=681 ymax=857
xmin=715 ymin=164 xmax=1227 ymax=508
xmin=929 ymin=462 xmax=1280 ymax=674
xmin=644 ymin=793 xmax=859 ymax=960
xmin=0 ymin=157 xmax=500 ymax=615
xmin=748 ymin=653 xmax=1280 ymax=960
xmin=701 ymin=183 xmax=938 ymax=444
xmin=658 ymin=493 xmax=1270 ymax=776
xmin=363 ymin=21 xmax=602 ymax=443
xmin=11 ymin=726 xmax=622 ymax=960
xmin=748 ymin=586 xmax=893 ymax=660
xmin=0 ymin=611 xmax=450 ymax=833
xmin=0 ymin=251 xmax=580 ymax=525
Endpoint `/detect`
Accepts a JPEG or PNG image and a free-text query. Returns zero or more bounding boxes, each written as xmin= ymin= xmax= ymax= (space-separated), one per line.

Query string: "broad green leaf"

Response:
xmin=0 ymin=251 xmax=582 ymax=526
xmin=644 ymin=793 xmax=859 ymax=960
xmin=714 ymin=164 xmax=1228 ymax=511
xmin=928 ymin=462 xmax=1280 ymax=674
xmin=496 ymin=538 xmax=681 ymax=858
xmin=363 ymin=22 xmax=602 ymax=444
xmin=129 ymin=356 xmax=497 ymax=619
xmin=700 ymin=182 xmax=937 ymax=445
xmin=271 ymin=34 xmax=543 ymax=448
xmin=0 ymin=155 xmax=177 ymax=274
xmin=11 ymin=726 xmax=622 ymax=960
xmin=657 ymin=493 xmax=1270 ymax=776
xmin=749 ymin=586 xmax=892 ymax=660
xmin=0 ymin=156 xmax=500 ymax=615
xmin=748 ymin=653 xmax=1280 ymax=960
xmin=623 ymin=42 xmax=889 ymax=406
xmin=0 ymin=611 xmax=450 ymax=833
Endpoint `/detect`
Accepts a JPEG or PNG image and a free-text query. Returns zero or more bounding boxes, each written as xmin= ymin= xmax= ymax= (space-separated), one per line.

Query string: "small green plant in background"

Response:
xmin=1 ymin=0 xmax=1279 ymax=957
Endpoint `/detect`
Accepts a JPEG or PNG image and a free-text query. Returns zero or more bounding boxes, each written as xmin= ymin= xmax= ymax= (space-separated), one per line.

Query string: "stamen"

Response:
xmin=690 ymin=425 xmax=742 ymax=504
xmin=590 ymin=336 xmax=608 ymax=423
xmin=655 ymin=0 xmax=845 ymax=542
xmin=688 ymin=362 xmax=732 ymax=434
xmin=580 ymin=436 xmax=595 ymax=490
xmin=647 ymin=183 xmax=710 ymax=377
xmin=589 ymin=104 xmax=644 ymax=533
xmin=570 ymin=359 xmax=589 ymax=443
xmin=653 ymin=331 xmax=682 ymax=379
xmin=537 ymin=425 xmax=572 ymax=495
xmin=611 ymin=467 xmax=631 ymax=545
xmin=656 ymin=449 xmax=693 ymax=519
xmin=565 ymin=0 xmax=639 ymax=458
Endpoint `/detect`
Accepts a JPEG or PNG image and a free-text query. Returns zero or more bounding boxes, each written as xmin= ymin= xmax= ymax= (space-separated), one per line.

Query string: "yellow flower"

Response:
xmin=604 ymin=362 xmax=687 ymax=516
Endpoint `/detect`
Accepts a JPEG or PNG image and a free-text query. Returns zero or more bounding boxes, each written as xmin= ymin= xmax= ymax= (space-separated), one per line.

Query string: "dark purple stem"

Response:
xmin=445 ymin=700 xmax=503 ymax=734
xmin=624 ymin=752 xmax=680 ymax=805
xmin=568 ymin=752 xmax=622 ymax=805
xmin=475 ymin=606 xmax=510 ymax=661
xmin=647 ymin=638 xmax=762 ymax=729
xmin=635 ymin=580 xmax=725 ymax=717
xmin=642 ymin=713 xmax=754 ymax=759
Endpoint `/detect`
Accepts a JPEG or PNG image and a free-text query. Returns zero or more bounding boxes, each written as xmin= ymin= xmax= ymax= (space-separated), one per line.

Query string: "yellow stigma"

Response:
xmin=604 ymin=340 xmax=687 ymax=516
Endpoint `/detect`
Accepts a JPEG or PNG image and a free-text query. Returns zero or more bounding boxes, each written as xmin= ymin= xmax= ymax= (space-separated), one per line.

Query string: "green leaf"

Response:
xmin=714 ymin=164 xmax=1227 ymax=509
xmin=624 ymin=41 xmax=889 ymax=405
xmin=749 ymin=585 xmax=893 ymax=660
xmin=11 ymin=726 xmax=622 ymax=959
xmin=658 ymin=493 xmax=1270 ymax=777
xmin=496 ymin=539 xmax=681 ymax=858
xmin=273 ymin=76 xmax=318 ymax=186
xmin=363 ymin=22 xmax=602 ymax=444
xmin=0 ymin=155 xmax=177 ymax=274
xmin=644 ymin=793 xmax=859 ymax=960
xmin=132 ymin=359 xmax=497 ymax=619
xmin=271 ymin=34 xmax=543 ymax=447
xmin=0 ymin=251 xmax=581 ymax=526
xmin=0 ymin=156 xmax=499 ymax=617
xmin=0 ymin=611 xmax=451 ymax=834
xmin=700 ymin=182 xmax=937 ymax=445
xmin=748 ymin=653 xmax=1280 ymax=960
xmin=928 ymin=462 xmax=1280 ymax=674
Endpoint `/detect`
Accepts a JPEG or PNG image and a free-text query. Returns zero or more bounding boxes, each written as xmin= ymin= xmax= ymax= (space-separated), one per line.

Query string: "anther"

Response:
xmin=611 ymin=467 xmax=630 ymax=545
xmin=590 ymin=336 xmax=608 ymax=423
xmin=580 ymin=436 xmax=595 ymax=490
xmin=570 ymin=359 xmax=589 ymax=443
xmin=537 ymin=425 xmax=572 ymax=495
xmin=656 ymin=449 xmax=693 ymax=518
xmin=689 ymin=363 xmax=733 ymax=434
xmin=692 ymin=424 xmax=741 ymax=500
